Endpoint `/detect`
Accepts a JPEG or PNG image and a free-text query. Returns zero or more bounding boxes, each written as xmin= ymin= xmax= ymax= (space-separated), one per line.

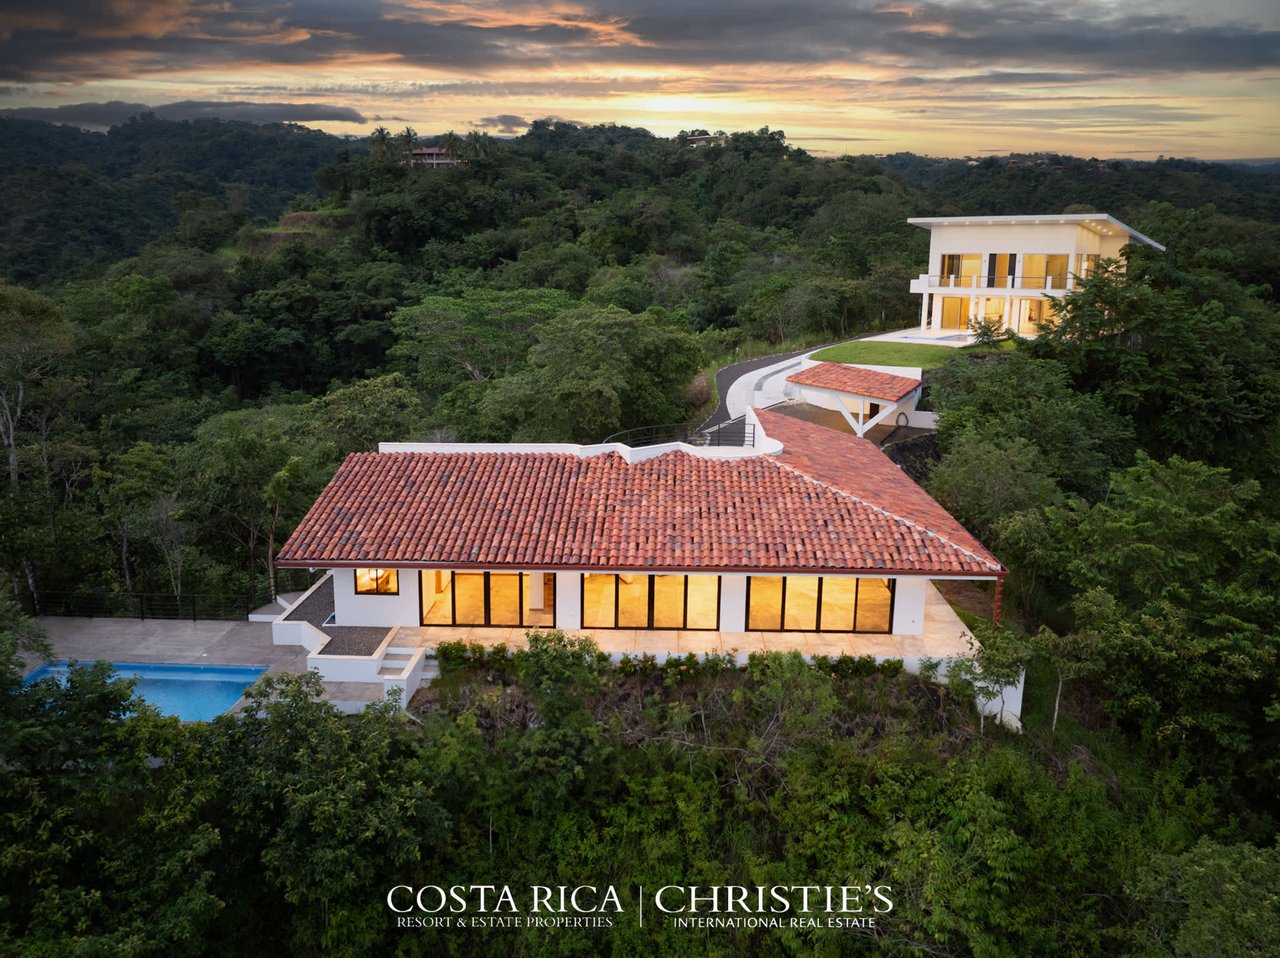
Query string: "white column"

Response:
xmin=719 ymin=575 xmax=747 ymax=631
xmin=555 ymin=572 xmax=581 ymax=630
xmin=890 ymin=577 xmax=926 ymax=636
xmin=1002 ymin=297 xmax=1012 ymax=332
xmin=529 ymin=570 xmax=545 ymax=609
xmin=918 ymin=292 xmax=930 ymax=330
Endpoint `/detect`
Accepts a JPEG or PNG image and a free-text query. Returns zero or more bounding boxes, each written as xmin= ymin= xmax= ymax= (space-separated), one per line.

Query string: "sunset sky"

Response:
xmin=1 ymin=0 xmax=1277 ymax=159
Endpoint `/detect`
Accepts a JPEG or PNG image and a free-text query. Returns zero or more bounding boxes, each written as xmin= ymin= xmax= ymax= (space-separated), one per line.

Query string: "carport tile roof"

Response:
xmin=787 ymin=362 xmax=920 ymax=402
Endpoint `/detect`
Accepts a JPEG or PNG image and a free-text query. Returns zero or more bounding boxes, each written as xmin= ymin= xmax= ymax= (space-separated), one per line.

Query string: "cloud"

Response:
xmin=0 ymin=0 xmax=1275 ymax=83
xmin=476 ymin=113 xmax=530 ymax=133
xmin=0 ymin=99 xmax=367 ymax=129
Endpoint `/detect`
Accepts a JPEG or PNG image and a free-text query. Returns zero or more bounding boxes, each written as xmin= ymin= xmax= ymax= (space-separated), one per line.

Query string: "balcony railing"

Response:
xmin=922 ymin=274 xmax=1069 ymax=291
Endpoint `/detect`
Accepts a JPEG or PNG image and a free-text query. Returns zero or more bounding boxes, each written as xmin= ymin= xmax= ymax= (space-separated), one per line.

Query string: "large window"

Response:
xmin=1015 ymin=299 xmax=1056 ymax=335
xmin=1019 ymin=254 xmax=1070 ymax=290
xmin=987 ymin=253 xmax=1016 ymax=289
xmin=940 ymin=296 xmax=970 ymax=330
xmin=355 ymin=568 xmax=399 ymax=595
xmin=941 ymin=253 xmax=981 ymax=288
xmin=1074 ymin=253 xmax=1099 ymax=282
xmin=581 ymin=574 xmax=721 ymax=630
xmin=418 ymin=571 xmax=550 ymax=627
xmin=747 ymin=576 xmax=895 ymax=632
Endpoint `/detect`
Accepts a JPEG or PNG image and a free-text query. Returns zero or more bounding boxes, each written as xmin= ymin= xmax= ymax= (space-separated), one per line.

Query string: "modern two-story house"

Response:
xmin=908 ymin=213 xmax=1164 ymax=335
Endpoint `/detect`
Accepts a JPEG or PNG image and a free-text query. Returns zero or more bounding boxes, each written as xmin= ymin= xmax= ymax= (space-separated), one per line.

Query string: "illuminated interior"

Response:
xmin=582 ymin=573 xmax=720 ymax=630
xmin=940 ymin=295 xmax=970 ymax=329
xmin=1015 ymin=298 xmax=1057 ymax=335
xmin=987 ymin=253 xmax=1015 ymax=288
xmin=941 ymin=253 xmax=982 ymax=288
xmin=416 ymin=570 xmax=895 ymax=632
xmin=355 ymin=568 xmax=398 ymax=594
xmin=419 ymin=571 xmax=555 ymax=627
xmin=747 ymin=576 xmax=894 ymax=632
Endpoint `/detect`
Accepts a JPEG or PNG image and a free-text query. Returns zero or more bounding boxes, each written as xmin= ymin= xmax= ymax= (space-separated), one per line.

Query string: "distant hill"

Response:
xmin=874 ymin=152 xmax=1280 ymax=222
xmin=0 ymin=115 xmax=358 ymax=286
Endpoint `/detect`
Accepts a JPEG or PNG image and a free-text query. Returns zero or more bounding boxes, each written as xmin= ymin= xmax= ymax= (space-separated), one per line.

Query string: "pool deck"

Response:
xmin=28 ymin=617 xmax=307 ymax=673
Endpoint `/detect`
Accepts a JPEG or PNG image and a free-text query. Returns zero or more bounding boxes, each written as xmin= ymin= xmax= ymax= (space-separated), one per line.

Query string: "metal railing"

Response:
xmin=923 ymin=274 xmax=1069 ymax=291
xmin=602 ymin=422 xmax=756 ymax=448
xmin=24 ymin=568 xmax=323 ymax=621
xmin=31 ymin=591 xmax=265 ymax=621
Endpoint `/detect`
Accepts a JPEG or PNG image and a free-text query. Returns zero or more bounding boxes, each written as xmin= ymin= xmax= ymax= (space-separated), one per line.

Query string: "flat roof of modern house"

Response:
xmin=787 ymin=363 xmax=920 ymax=402
xmin=277 ymin=408 xmax=1002 ymax=578
xmin=906 ymin=213 xmax=1165 ymax=251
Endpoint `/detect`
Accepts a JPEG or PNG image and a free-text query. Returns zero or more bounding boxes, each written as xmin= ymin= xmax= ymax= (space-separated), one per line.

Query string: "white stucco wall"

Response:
xmin=891 ymin=577 xmax=926 ymax=636
xmin=924 ymin=222 xmax=1119 ymax=275
xmin=333 ymin=567 xmax=421 ymax=627
xmin=718 ymin=575 xmax=747 ymax=631
xmin=555 ymin=572 xmax=582 ymax=630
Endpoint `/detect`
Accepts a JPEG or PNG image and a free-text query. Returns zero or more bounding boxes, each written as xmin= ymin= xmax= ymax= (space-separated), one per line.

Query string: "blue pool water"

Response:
xmin=24 ymin=661 xmax=268 ymax=721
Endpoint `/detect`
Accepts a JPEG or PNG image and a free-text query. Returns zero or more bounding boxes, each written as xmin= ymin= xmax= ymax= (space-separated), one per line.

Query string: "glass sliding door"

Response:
xmin=685 ymin=576 xmax=720 ymax=630
xmin=819 ymin=577 xmax=858 ymax=632
xmin=487 ymin=573 xmax=523 ymax=626
xmin=581 ymin=574 xmax=721 ymax=630
xmin=987 ymin=253 xmax=1015 ymax=289
xmin=783 ymin=576 xmax=820 ymax=631
xmin=418 ymin=570 xmax=543 ymax=627
xmin=452 ymin=572 xmax=487 ymax=625
xmin=940 ymin=296 xmax=970 ymax=330
xmin=652 ymin=575 xmax=686 ymax=628
xmin=747 ymin=576 xmax=784 ymax=630
xmin=746 ymin=576 xmax=896 ymax=633
xmin=582 ymin=574 xmax=616 ymax=628
xmin=854 ymin=578 xmax=893 ymax=632
xmin=616 ymin=574 xmax=648 ymax=627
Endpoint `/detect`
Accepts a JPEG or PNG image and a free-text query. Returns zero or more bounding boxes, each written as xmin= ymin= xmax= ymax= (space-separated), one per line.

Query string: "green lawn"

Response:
xmin=809 ymin=340 xmax=969 ymax=370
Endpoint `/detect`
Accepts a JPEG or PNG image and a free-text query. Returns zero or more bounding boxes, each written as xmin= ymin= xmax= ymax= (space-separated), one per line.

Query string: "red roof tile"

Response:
xmin=277 ymin=414 xmax=1003 ymax=577
xmin=787 ymin=362 xmax=920 ymax=402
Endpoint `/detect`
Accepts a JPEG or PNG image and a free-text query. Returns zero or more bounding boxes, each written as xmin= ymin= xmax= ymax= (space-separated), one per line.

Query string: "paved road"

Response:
xmin=697 ymin=333 xmax=877 ymax=433
xmin=698 ymin=347 xmax=818 ymax=431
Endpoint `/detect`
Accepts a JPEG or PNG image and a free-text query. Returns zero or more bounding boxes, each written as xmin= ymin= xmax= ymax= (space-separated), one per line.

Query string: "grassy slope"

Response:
xmin=809 ymin=340 xmax=967 ymax=369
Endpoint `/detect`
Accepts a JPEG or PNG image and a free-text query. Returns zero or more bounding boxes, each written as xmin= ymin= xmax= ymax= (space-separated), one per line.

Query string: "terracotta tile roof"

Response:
xmin=752 ymin=408 xmax=999 ymax=569
xmin=787 ymin=362 xmax=920 ymax=402
xmin=279 ymin=415 xmax=1002 ymax=577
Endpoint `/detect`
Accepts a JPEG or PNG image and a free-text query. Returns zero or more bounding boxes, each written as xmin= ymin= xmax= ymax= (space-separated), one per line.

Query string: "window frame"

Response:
xmin=580 ymin=573 xmax=722 ymax=631
xmin=745 ymin=575 xmax=896 ymax=633
xmin=354 ymin=568 xmax=400 ymax=595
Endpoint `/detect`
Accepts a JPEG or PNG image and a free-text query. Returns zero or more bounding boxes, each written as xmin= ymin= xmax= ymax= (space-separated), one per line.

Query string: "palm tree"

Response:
xmin=439 ymin=130 xmax=464 ymax=163
xmin=464 ymin=130 xmax=495 ymax=160
xmin=397 ymin=126 xmax=417 ymax=156
xmin=368 ymin=126 xmax=393 ymax=162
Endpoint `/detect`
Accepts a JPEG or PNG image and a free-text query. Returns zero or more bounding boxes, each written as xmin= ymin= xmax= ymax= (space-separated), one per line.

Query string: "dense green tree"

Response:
xmin=391 ymin=287 xmax=576 ymax=396
xmin=1032 ymin=260 xmax=1280 ymax=477
xmin=475 ymin=305 xmax=705 ymax=441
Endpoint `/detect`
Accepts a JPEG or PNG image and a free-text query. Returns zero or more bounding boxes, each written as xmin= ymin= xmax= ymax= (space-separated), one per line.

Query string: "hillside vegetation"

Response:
xmin=1 ymin=118 xmax=1279 ymax=956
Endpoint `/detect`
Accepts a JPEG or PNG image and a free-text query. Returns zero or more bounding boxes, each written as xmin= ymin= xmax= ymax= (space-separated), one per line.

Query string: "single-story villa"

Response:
xmin=272 ymin=406 xmax=1014 ymax=715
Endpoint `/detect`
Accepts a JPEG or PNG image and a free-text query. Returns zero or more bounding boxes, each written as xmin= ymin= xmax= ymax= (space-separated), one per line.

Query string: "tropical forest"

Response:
xmin=1 ymin=114 xmax=1278 ymax=956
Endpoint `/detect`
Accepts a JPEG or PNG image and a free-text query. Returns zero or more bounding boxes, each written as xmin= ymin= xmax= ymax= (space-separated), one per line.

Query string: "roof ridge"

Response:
xmin=767 ymin=458 xmax=1003 ymax=574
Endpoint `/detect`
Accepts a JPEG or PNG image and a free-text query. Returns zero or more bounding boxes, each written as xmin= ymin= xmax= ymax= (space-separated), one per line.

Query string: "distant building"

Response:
xmin=908 ymin=214 xmax=1164 ymax=336
xmin=406 ymin=146 xmax=458 ymax=170
xmin=684 ymin=134 xmax=729 ymax=148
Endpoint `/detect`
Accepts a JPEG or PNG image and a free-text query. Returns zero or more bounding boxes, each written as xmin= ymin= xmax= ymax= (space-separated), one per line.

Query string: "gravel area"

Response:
xmin=317 ymin=627 xmax=390 ymax=656
xmin=284 ymin=575 xmax=334 ymax=625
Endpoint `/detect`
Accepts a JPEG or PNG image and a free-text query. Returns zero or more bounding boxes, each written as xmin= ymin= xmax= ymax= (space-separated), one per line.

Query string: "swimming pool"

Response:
xmin=24 ymin=661 xmax=268 ymax=721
